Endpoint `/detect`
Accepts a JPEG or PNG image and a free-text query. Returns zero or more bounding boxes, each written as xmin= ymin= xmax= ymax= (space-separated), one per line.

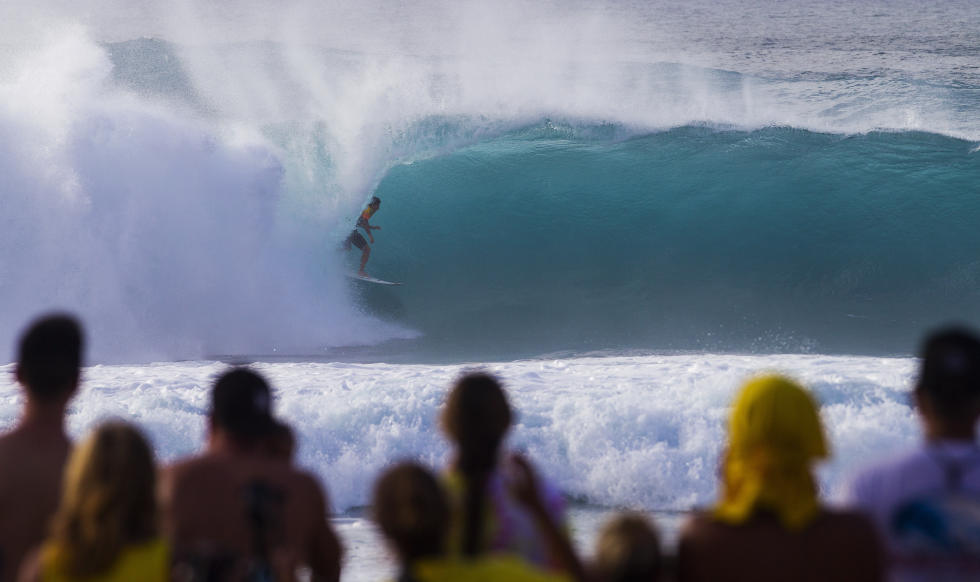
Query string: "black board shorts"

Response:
xmin=344 ymin=230 xmax=368 ymax=250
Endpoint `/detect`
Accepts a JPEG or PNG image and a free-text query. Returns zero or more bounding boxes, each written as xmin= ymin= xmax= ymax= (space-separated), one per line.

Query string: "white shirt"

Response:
xmin=846 ymin=441 xmax=980 ymax=582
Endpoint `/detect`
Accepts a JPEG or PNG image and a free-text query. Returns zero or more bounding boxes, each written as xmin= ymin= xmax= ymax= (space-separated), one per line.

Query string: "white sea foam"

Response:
xmin=0 ymin=28 xmax=418 ymax=363
xmin=0 ymin=353 xmax=919 ymax=512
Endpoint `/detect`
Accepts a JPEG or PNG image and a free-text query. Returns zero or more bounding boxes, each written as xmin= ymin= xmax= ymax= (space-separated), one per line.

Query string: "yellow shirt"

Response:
xmin=407 ymin=555 xmax=571 ymax=582
xmin=40 ymin=538 xmax=169 ymax=582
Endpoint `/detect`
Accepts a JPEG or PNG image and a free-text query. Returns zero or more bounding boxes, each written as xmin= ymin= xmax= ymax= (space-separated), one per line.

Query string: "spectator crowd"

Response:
xmin=3 ymin=312 xmax=980 ymax=581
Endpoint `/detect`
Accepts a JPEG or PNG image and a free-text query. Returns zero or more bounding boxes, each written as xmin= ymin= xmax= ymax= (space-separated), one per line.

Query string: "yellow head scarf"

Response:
xmin=713 ymin=375 xmax=829 ymax=530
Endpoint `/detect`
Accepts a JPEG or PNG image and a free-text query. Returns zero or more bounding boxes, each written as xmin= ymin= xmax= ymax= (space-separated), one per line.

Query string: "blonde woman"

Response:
xmin=18 ymin=421 xmax=167 ymax=582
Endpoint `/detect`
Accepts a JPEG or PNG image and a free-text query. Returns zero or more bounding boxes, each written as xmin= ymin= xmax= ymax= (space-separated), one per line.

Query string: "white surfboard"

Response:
xmin=346 ymin=273 xmax=403 ymax=286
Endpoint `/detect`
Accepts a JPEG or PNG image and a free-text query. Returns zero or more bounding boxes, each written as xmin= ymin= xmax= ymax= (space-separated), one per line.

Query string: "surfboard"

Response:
xmin=346 ymin=273 xmax=403 ymax=286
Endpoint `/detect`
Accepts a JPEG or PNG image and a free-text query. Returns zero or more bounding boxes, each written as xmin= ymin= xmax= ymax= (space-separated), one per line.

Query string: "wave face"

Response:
xmin=361 ymin=125 xmax=980 ymax=358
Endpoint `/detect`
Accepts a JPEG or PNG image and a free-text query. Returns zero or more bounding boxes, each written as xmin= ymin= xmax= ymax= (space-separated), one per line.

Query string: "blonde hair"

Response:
xmin=47 ymin=421 xmax=158 ymax=577
xmin=595 ymin=512 xmax=662 ymax=582
xmin=373 ymin=462 xmax=449 ymax=562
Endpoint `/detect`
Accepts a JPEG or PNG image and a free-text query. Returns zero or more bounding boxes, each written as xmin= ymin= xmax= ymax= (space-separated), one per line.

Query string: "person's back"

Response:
xmin=164 ymin=453 xmax=337 ymax=580
xmin=160 ymin=368 xmax=341 ymax=582
xmin=0 ymin=314 xmax=82 ymax=582
xmin=19 ymin=421 xmax=168 ymax=582
xmin=679 ymin=509 xmax=879 ymax=582
xmin=846 ymin=327 xmax=980 ymax=581
xmin=677 ymin=375 xmax=882 ymax=582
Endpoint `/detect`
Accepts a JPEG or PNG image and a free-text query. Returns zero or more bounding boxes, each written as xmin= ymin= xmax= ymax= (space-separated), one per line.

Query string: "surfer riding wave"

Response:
xmin=341 ymin=196 xmax=381 ymax=277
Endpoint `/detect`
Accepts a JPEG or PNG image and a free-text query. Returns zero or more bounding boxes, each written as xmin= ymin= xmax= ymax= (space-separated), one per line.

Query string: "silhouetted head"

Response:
xmin=16 ymin=312 xmax=84 ymax=402
xmin=210 ymin=367 xmax=277 ymax=446
xmin=373 ymin=462 xmax=449 ymax=563
xmin=714 ymin=374 xmax=828 ymax=530
xmin=50 ymin=421 xmax=157 ymax=577
xmin=441 ymin=371 xmax=512 ymax=473
xmin=915 ymin=326 xmax=980 ymax=426
xmin=594 ymin=512 xmax=662 ymax=582
xmin=369 ymin=196 xmax=381 ymax=209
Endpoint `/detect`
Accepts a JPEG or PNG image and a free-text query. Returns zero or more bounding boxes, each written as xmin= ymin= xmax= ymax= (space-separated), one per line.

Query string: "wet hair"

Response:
xmin=594 ymin=512 xmax=662 ymax=582
xmin=370 ymin=196 xmax=381 ymax=207
xmin=210 ymin=367 xmax=277 ymax=444
xmin=916 ymin=326 xmax=980 ymax=421
xmin=48 ymin=421 xmax=157 ymax=577
xmin=373 ymin=462 xmax=449 ymax=563
xmin=16 ymin=313 xmax=84 ymax=401
xmin=441 ymin=371 xmax=512 ymax=557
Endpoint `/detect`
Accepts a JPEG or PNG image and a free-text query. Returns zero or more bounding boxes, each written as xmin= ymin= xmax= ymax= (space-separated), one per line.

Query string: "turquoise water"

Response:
xmin=357 ymin=125 xmax=980 ymax=359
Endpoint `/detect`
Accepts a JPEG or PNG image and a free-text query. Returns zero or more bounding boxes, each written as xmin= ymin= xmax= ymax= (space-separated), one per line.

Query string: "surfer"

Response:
xmin=341 ymin=196 xmax=381 ymax=276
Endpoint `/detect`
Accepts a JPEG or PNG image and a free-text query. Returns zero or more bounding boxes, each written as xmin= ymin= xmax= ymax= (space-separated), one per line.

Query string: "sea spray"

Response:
xmin=0 ymin=29 xmax=415 ymax=363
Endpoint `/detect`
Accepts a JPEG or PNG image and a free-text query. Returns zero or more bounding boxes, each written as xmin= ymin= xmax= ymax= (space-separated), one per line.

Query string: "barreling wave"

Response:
xmin=357 ymin=122 xmax=980 ymax=359
xmin=2 ymin=27 xmax=979 ymax=363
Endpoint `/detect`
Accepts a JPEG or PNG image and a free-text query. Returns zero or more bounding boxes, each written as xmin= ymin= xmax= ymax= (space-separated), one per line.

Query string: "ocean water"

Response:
xmin=1 ymin=0 xmax=978 ymax=579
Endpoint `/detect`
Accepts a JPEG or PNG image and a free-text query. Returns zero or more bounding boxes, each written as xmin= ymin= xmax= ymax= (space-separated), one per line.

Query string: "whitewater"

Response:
xmin=1 ymin=0 xmax=979 ymax=579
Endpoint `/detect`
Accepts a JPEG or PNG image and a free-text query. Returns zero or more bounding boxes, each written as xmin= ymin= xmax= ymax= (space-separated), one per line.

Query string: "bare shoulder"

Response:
xmin=679 ymin=510 xmax=726 ymax=543
xmin=162 ymin=454 xmax=234 ymax=496
xmin=0 ymin=426 xmax=70 ymax=487
xmin=0 ymin=427 xmax=39 ymax=461
xmin=811 ymin=508 xmax=878 ymax=542
xmin=284 ymin=466 xmax=329 ymax=507
xmin=164 ymin=455 xmax=207 ymax=484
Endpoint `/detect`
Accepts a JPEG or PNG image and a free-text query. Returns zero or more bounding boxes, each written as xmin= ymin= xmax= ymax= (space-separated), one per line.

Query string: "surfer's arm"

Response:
xmin=356 ymin=217 xmax=378 ymax=242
